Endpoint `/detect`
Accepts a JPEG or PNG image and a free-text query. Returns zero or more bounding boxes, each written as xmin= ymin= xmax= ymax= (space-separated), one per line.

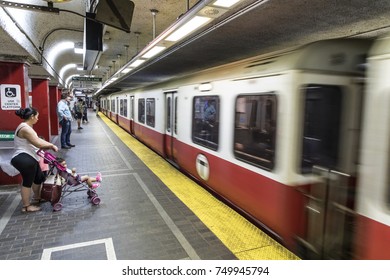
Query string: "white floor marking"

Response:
xmin=0 ymin=194 xmax=20 ymax=235
xmin=41 ymin=237 xmax=117 ymax=260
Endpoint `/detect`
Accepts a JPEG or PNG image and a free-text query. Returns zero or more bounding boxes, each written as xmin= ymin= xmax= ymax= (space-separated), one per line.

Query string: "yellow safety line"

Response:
xmin=100 ymin=113 xmax=299 ymax=260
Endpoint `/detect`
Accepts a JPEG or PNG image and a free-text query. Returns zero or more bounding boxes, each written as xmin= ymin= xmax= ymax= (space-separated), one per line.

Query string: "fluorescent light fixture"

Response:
xmin=74 ymin=47 xmax=84 ymax=54
xmin=47 ymin=41 xmax=75 ymax=66
xmin=110 ymin=77 xmax=118 ymax=82
xmin=59 ymin=63 xmax=76 ymax=81
xmin=212 ymin=0 xmax=241 ymax=8
xmin=76 ymin=65 xmax=84 ymax=71
xmin=142 ymin=46 xmax=167 ymax=59
xmin=129 ymin=59 xmax=146 ymax=67
xmin=121 ymin=67 xmax=133 ymax=74
xmin=165 ymin=16 xmax=211 ymax=42
xmin=65 ymin=74 xmax=77 ymax=88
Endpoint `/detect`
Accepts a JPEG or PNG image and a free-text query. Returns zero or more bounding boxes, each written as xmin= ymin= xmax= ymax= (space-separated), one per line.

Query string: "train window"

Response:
xmin=138 ymin=98 xmax=145 ymax=123
xmin=130 ymin=97 xmax=134 ymax=120
xmin=120 ymin=99 xmax=124 ymax=116
xmin=146 ymin=98 xmax=155 ymax=127
xmin=192 ymin=96 xmax=220 ymax=150
xmin=123 ymin=99 xmax=128 ymax=117
xmin=167 ymin=97 xmax=171 ymax=133
xmin=234 ymin=94 xmax=277 ymax=170
xmin=111 ymin=99 xmax=115 ymax=113
xmin=301 ymin=85 xmax=342 ymax=173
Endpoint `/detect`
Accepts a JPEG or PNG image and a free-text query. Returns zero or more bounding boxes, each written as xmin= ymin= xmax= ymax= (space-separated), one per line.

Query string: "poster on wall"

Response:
xmin=0 ymin=84 xmax=21 ymax=110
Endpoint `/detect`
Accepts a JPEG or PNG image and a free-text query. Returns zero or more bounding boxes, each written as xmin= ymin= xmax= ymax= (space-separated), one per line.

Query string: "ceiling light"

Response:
xmin=47 ymin=41 xmax=75 ymax=67
xmin=165 ymin=16 xmax=211 ymax=42
xmin=74 ymin=42 xmax=84 ymax=54
xmin=129 ymin=59 xmax=145 ymax=67
xmin=142 ymin=46 xmax=167 ymax=59
xmin=121 ymin=68 xmax=133 ymax=74
xmin=59 ymin=63 xmax=76 ymax=82
xmin=212 ymin=0 xmax=241 ymax=8
xmin=74 ymin=48 xmax=84 ymax=54
xmin=65 ymin=74 xmax=77 ymax=88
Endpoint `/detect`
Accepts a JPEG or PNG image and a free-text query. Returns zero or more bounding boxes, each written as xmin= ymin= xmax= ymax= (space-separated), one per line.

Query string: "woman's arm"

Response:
xmin=20 ymin=128 xmax=58 ymax=152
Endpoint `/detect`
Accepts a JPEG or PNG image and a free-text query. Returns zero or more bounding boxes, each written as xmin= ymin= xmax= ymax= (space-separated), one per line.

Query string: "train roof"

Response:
xmin=227 ymin=39 xmax=370 ymax=76
xmin=168 ymin=39 xmax=373 ymax=85
xmin=100 ymin=38 xmax=372 ymax=96
xmin=368 ymin=32 xmax=390 ymax=58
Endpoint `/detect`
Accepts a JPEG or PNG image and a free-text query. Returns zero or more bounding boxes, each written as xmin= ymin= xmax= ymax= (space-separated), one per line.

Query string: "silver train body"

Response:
xmin=100 ymin=36 xmax=390 ymax=259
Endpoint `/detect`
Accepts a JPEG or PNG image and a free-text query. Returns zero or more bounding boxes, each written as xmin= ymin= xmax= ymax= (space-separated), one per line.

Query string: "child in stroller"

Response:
xmin=55 ymin=157 xmax=102 ymax=189
xmin=37 ymin=150 xmax=102 ymax=211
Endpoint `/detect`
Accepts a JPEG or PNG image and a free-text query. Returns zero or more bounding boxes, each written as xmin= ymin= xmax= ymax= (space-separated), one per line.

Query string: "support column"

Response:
xmin=0 ymin=60 xmax=28 ymax=185
xmin=49 ymin=85 xmax=59 ymax=137
xmin=31 ymin=78 xmax=50 ymax=141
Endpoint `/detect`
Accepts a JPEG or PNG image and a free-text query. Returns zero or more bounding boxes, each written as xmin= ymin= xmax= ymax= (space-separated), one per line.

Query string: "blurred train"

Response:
xmin=99 ymin=35 xmax=390 ymax=259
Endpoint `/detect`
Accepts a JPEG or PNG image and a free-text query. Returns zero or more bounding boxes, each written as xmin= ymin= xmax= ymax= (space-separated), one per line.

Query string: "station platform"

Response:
xmin=0 ymin=110 xmax=299 ymax=260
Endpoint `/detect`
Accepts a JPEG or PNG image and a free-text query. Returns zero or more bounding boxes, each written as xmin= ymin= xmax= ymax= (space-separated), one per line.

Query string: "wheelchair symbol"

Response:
xmin=5 ymin=87 xmax=17 ymax=98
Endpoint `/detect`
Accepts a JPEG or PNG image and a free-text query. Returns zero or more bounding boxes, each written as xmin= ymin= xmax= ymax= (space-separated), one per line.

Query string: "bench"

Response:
xmin=0 ymin=135 xmax=21 ymax=186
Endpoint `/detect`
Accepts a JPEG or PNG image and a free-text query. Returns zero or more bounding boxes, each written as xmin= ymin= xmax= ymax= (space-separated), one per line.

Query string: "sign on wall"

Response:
xmin=1 ymin=84 xmax=21 ymax=110
xmin=72 ymin=77 xmax=102 ymax=88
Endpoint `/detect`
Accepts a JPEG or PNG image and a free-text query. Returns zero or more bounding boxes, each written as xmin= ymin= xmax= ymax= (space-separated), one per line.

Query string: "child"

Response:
xmin=56 ymin=157 xmax=102 ymax=189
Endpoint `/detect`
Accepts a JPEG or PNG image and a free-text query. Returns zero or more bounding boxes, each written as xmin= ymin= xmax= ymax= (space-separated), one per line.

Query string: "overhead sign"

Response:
xmin=1 ymin=84 xmax=21 ymax=110
xmin=72 ymin=77 xmax=102 ymax=89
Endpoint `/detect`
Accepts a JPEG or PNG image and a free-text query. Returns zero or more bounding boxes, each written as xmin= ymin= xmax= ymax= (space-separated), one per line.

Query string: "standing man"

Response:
xmin=73 ymin=98 xmax=84 ymax=129
xmin=57 ymin=91 xmax=76 ymax=149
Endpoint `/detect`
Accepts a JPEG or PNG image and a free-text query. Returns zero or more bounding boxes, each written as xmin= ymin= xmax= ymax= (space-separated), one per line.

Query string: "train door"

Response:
xmin=130 ymin=96 xmax=135 ymax=134
xmin=297 ymin=82 xmax=364 ymax=259
xmin=164 ymin=91 xmax=178 ymax=164
xmin=115 ymin=97 xmax=119 ymax=123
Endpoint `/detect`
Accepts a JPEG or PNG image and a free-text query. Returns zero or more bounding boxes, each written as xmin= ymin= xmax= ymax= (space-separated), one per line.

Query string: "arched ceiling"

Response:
xmin=1 ymin=0 xmax=390 ymax=96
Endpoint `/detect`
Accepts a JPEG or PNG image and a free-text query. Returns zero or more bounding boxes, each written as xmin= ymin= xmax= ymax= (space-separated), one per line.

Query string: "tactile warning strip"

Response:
xmin=100 ymin=113 xmax=299 ymax=260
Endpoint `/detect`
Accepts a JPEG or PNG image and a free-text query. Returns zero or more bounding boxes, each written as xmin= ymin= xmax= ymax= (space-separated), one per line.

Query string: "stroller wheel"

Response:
xmin=91 ymin=196 xmax=101 ymax=205
xmin=87 ymin=189 xmax=97 ymax=198
xmin=53 ymin=203 xmax=63 ymax=211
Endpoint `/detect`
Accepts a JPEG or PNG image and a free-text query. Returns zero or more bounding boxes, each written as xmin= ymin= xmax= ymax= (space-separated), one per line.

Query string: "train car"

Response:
xmin=100 ymin=95 xmax=109 ymax=116
xmin=353 ymin=34 xmax=390 ymax=259
xmin=100 ymin=37 xmax=390 ymax=259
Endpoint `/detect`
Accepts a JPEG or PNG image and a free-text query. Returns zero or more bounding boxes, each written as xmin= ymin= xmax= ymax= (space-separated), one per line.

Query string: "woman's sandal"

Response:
xmin=21 ymin=205 xmax=41 ymax=213
xmin=31 ymin=198 xmax=45 ymax=205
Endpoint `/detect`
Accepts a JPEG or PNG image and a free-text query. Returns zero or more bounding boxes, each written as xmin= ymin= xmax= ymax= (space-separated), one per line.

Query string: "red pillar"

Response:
xmin=49 ymin=85 xmax=59 ymax=136
xmin=0 ymin=61 xmax=30 ymax=130
xmin=0 ymin=61 xmax=28 ymax=185
xmin=31 ymin=78 xmax=50 ymax=141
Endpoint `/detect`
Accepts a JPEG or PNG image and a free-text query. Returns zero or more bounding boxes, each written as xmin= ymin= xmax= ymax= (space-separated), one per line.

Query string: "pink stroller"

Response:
xmin=37 ymin=150 xmax=101 ymax=211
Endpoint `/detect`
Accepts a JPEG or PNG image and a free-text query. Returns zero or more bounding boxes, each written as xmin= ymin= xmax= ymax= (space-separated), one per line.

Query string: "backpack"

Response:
xmin=74 ymin=103 xmax=82 ymax=113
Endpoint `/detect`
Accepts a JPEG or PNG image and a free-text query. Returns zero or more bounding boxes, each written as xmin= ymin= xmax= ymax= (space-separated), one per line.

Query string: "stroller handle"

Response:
xmin=36 ymin=149 xmax=66 ymax=172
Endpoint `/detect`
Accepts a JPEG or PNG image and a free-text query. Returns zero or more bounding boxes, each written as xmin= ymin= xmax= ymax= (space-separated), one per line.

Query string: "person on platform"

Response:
xmin=82 ymin=100 xmax=88 ymax=124
xmin=73 ymin=98 xmax=84 ymax=130
xmin=11 ymin=107 xmax=58 ymax=213
xmin=57 ymin=91 xmax=76 ymax=149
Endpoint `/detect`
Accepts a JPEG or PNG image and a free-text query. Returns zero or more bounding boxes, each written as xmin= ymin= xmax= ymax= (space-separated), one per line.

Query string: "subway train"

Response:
xmin=99 ymin=35 xmax=390 ymax=260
